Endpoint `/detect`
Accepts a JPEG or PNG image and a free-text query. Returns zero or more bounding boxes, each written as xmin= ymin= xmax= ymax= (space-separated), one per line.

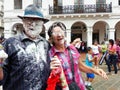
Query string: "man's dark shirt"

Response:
xmin=0 ymin=34 xmax=51 ymax=90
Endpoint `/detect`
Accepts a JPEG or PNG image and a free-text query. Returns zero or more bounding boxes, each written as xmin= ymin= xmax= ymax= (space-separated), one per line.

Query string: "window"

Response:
xmin=33 ymin=0 xmax=42 ymax=8
xmin=96 ymin=0 xmax=106 ymax=4
xmin=14 ymin=0 xmax=22 ymax=9
xmin=74 ymin=0 xmax=83 ymax=5
xmin=58 ymin=0 xmax=62 ymax=6
xmin=53 ymin=0 xmax=63 ymax=6
xmin=119 ymin=0 xmax=120 ymax=5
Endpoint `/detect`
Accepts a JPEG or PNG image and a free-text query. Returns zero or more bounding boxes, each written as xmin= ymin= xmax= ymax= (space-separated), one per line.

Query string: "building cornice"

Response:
xmin=49 ymin=13 xmax=110 ymax=20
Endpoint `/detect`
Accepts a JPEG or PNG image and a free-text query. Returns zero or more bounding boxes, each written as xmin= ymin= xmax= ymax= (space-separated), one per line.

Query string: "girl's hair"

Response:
xmin=87 ymin=47 xmax=92 ymax=52
xmin=48 ymin=22 xmax=66 ymax=37
xmin=109 ymin=39 xmax=114 ymax=46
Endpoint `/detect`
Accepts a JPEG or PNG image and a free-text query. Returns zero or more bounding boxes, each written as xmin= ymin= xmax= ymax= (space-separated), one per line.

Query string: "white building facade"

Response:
xmin=4 ymin=0 xmax=120 ymax=46
xmin=0 ymin=0 xmax=3 ymax=37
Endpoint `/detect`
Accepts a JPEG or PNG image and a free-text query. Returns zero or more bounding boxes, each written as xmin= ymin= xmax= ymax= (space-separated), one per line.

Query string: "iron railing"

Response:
xmin=49 ymin=3 xmax=112 ymax=14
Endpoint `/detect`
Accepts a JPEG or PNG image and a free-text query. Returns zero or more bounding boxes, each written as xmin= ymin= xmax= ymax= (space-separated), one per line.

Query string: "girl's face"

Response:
xmin=23 ymin=18 xmax=43 ymax=39
xmin=51 ymin=26 xmax=65 ymax=46
xmin=88 ymin=49 xmax=93 ymax=54
xmin=94 ymin=41 xmax=98 ymax=45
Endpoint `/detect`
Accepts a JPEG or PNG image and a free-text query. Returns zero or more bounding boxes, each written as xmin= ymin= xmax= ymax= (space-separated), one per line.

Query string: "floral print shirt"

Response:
xmin=49 ymin=44 xmax=86 ymax=90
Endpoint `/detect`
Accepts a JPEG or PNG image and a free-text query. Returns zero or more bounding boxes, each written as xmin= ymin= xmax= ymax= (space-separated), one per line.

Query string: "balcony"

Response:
xmin=49 ymin=3 xmax=112 ymax=14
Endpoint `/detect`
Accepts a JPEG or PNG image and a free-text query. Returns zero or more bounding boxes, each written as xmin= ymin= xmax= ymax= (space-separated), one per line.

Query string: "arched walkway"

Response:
xmin=93 ymin=21 xmax=109 ymax=44
xmin=115 ymin=21 xmax=120 ymax=40
xmin=12 ymin=23 xmax=24 ymax=36
xmin=71 ymin=21 xmax=87 ymax=42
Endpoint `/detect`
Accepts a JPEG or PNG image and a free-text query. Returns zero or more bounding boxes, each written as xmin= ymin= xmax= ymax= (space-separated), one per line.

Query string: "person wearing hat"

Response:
xmin=0 ymin=4 xmax=51 ymax=90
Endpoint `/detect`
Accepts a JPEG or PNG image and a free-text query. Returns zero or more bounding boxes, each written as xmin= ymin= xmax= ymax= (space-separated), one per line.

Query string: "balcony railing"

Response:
xmin=49 ymin=3 xmax=112 ymax=14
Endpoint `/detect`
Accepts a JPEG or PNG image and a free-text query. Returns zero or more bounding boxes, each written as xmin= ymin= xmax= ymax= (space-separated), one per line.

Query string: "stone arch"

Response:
xmin=115 ymin=21 xmax=120 ymax=40
xmin=12 ymin=23 xmax=24 ymax=35
xmin=71 ymin=21 xmax=87 ymax=42
xmin=93 ymin=21 xmax=109 ymax=44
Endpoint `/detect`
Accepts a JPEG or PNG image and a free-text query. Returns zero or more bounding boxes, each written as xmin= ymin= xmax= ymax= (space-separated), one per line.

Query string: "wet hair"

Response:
xmin=48 ymin=22 xmax=66 ymax=37
xmin=109 ymin=39 xmax=114 ymax=46
xmin=87 ymin=47 xmax=92 ymax=52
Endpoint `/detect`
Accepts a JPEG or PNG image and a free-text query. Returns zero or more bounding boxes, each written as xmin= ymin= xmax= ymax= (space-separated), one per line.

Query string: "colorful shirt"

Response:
xmin=85 ymin=54 xmax=93 ymax=67
xmin=49 ymin=44 xmax=86 ymax=90
xmin=101 ymin=44 xmax=107 ymax=53
xmin=91 ymin=45 xmax=100 ymax=54
xmin=108 ymin=44 xmax=117 ymax=54
xmin=0 ymin=33 xmax=51 ymax=90
xmin=116 ymin=45 xmax=120 ymax=54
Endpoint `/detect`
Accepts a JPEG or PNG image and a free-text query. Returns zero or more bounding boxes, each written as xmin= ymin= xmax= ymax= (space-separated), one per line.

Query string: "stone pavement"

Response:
xmin=81 ymin=53 xmax=120 ymax=90
xmin=92 ymin=64 xmax=120 ymax=90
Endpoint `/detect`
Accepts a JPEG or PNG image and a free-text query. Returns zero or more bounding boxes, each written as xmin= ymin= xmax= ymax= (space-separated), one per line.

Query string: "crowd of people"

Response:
xmin=0 ymin=4 xmax=112 ymax=90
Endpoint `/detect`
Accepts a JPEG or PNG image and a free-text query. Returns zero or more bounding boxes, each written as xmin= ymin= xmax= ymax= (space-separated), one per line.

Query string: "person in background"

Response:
xmin=80 ymin=41 xmax=87 ymax=53
xmin=48 ymin=22 xmax=108 ymax=90
xmin=0 ymin=4 xmax=51 ymax=90
xmin=91 ymin=40 xmax=101 ymax=69
xmin=104 ymin=37 xmax=109 ymax=48
xmin=100 ymin=41 xmax=108 ymax=64
xmin=85 ymin=47 xmax=97 ymax=90
xmin=106 ymin=39 xmax=118 ymax=75
xmin=116 ymin=39 xmax=120 ymax=69
xmin=72 ymin=38 xmax=81 ymax=53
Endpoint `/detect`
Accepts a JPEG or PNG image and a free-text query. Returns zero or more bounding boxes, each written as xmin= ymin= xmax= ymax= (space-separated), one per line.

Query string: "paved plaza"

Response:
xmin=81 ymin=53 xmax=120 ymax=90
xmin=92 ymin=64 xmax=120 ymax=90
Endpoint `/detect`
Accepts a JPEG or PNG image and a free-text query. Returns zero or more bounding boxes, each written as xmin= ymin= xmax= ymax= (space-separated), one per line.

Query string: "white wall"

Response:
xmin=42 ymin=0 xmax=50 ymax=18
xmin=63 ymin=0 xmax=74 ymax=6
xmin=4 ymin=0 xmax=33 ymax=38
xmin=48 ymin=0 xmax=53 ymax=6
xmin=84 ymin=0 xmax=96 ymax=5
xmin=4 ymin=0 xmax=14 ymax=11
xmin=22 ymin=0 xmax=33 ymax=9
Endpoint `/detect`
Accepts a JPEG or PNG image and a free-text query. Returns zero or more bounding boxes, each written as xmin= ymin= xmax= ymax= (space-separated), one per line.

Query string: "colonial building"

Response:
xmin=4 ymin=0 xmax=120 ymax=46
xmin=0 ymin=0 xmax=3 ymax=37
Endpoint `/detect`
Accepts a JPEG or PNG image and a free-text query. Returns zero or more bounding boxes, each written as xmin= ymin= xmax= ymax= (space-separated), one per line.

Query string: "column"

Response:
xmin=87 ymin=27 xmax=93 ymax=47
xmin=4 ymin=20 xmax=12 ymax=38
xmin=66 ymin=29 xmax=71 ymax=44
xmin=44 ymin=24 xmax=50 ymax=40
xmin=108 ymin=28 xmax=115 ymax=40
